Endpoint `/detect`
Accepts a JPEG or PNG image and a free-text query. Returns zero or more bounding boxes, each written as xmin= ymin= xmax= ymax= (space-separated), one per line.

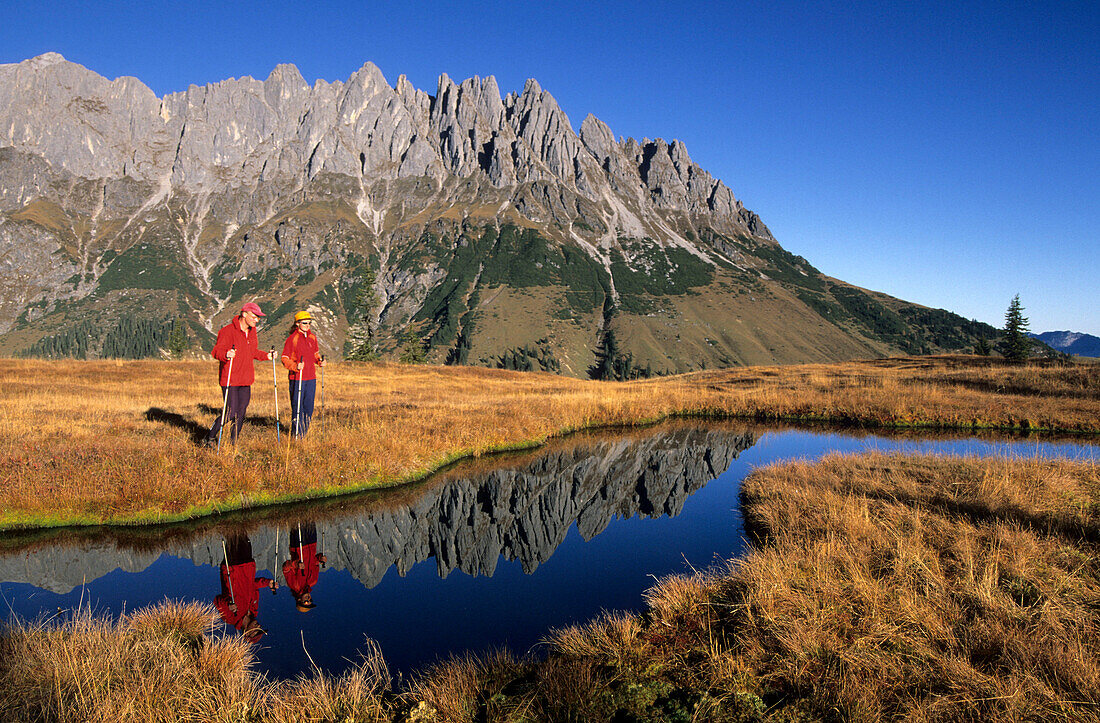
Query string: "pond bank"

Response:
xmin=2 ymin=355 xmax=1098 ymax=531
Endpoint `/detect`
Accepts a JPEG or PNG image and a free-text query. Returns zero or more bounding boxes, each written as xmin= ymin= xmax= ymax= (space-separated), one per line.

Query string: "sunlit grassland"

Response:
xmin=4 ymin=453 xmax=1096 ymax=722
xmin=1 ymin=355 xmax=1097 ymax=529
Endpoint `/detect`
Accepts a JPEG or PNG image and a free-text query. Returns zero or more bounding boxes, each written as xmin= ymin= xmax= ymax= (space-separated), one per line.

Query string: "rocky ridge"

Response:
xmin=0 ymin=53 xmax=994 ymax=373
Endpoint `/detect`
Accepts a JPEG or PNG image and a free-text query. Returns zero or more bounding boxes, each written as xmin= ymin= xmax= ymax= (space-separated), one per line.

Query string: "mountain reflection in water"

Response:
xmin=0 ymin=425 xmax=753 ymax=593
xmin=6 ymin=423 xmax=1094 ymax=679
xmin=0 ymin=424 xmax=756 ymax=677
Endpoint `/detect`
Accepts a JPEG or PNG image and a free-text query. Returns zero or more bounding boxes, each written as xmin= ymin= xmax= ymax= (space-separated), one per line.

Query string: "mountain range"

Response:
xmin=0 ymin=53 xmax=997 ymax=376
xmin=1032 ymin=331 xmax=1100 ymax=358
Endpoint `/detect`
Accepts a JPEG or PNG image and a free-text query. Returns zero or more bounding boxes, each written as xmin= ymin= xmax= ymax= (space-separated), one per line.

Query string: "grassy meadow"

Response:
xmin=1 ymin=354 xmax=1099 ymax=529
xmin=3 ymin=453 xmax=1098 ymax=722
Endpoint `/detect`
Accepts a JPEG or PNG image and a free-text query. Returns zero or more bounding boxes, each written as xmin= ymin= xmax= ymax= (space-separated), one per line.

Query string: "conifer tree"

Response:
xmin=398 ymin=328 xmax=427 ymax=364
xmin=589 ymin=328 xmax=620 ymax=380
xmin=167 ymin=319 xmax=189 ymax=358
xmin=1000 ymin=294 xmax=1032 ymax=363
xmin=346 ymin=268 xmax=380 ymax=361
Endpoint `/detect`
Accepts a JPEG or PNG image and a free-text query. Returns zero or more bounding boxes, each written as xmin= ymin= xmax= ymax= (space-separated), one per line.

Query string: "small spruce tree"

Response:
xmin=589 ymin=328 xmax=620 ymax=380
xmin=167 ymin=319 xmax=189 ymax=359
xmin=398 ymin=328 xmax=427 ymax=364
xmin=1000 ymin=294 xmax=1032 ymax=363
xmin=345 ymin=268 xmax=380 ymax=361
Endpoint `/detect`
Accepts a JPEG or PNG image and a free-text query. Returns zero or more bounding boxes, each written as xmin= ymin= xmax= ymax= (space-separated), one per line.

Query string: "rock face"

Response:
xmin=0 ymin=426 xmax=755 ymax=593
xmin=0 ymin=53 xmax=995 ymax=373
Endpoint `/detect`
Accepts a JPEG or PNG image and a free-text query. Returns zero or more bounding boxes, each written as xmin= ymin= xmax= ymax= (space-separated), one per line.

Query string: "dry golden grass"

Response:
xmin=0 ymin=599 xmax=395 ymax=723
xmin=0 ymin=600 xmax=265 ymax=723
xmin=1 ymin=354 xmax=1097 ymax=529
xmin=719 ymin=453 xmax=1100 ymax=721
xmin=260 ymin=639 xmax=391 ymax=723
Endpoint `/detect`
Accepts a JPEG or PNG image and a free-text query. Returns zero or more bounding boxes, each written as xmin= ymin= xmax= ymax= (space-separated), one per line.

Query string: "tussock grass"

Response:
xmin=2 ymin=355 xmax=1097 ymax=530
xmin=0 ymin=600 xmax=264 ymax=722
xmin=721 ymin=453 xmax=1100 ymax=721
xmin=261 ymin=639 xmax=391 ymax=723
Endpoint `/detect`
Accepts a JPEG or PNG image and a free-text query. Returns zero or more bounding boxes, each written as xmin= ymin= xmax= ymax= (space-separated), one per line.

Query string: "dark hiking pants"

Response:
xmin=289 ymin=379 xmax=316 ymax=437
xmin=207 ymin=385 xmax=251 ymax=444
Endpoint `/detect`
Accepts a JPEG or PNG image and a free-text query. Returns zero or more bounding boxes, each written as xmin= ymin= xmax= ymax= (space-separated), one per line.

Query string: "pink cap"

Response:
xmin=240 ymin=302 xmax=265 ymax=317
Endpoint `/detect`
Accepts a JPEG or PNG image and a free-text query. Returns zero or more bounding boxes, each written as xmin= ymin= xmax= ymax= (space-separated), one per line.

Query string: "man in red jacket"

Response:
xmin=205 ymin=302 xmax=273 ymax=448
xmin=215 ymin=532 xmax=276 ymax=643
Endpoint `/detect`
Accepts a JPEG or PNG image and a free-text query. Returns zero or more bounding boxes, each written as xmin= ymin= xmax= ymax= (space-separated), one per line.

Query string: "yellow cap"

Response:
xmin=294 ymin=311 xmax=313 ymax=322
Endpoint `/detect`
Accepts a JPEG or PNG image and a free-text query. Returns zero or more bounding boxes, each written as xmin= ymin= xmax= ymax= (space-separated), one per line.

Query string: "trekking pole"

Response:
xmin=216 ymin=345 xmax=236 ymax=452
xmin=294 ymin=363 xmax=304 ymax=437
xmin=272 ymin=526 xmax=279 ymax=595
xmin=319 ymin=355 xmax=325 ymax=437
xmin=222 ymin=539 xmax=236 ymax=606
xmin=283 ymin=374 xmax=294 ymax=473
xmin=271 ymin=347 xmax=280 ymax=442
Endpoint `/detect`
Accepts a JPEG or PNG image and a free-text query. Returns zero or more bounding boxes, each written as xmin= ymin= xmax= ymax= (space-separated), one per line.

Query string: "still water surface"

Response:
xmin=2 ymin=424 xmax=1097 ymax=679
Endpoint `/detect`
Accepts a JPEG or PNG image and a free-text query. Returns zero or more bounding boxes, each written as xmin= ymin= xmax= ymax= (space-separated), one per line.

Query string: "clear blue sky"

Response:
xmin=4 ymin=1 xmax=1098 ymax=335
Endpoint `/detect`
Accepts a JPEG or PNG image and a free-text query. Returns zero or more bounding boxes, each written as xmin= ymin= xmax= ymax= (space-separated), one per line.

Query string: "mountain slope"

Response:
xmin=1033 ymin=331 xmax=1100 ymax=358
xmin=0 ymin=53 xmax=996 ymax=375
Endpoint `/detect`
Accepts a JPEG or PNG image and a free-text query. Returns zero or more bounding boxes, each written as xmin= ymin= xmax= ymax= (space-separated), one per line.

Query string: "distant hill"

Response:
xmin=0 ymin=53 xmax=999 ymax=375
xmin=1032 ymin=331 xmax=1100 ymax=358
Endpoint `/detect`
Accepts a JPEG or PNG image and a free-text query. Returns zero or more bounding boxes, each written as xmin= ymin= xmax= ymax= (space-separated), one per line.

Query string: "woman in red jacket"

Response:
xmin=281 ymin=311 xmax=325 ymax=438
xmin=282 ymin=521 xmax=327 ymax=612
xmin=205 ymin=302 xmax=273 ymax=448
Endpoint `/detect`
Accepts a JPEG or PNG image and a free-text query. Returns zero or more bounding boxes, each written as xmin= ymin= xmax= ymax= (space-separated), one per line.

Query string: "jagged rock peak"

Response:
xmin=25 ymin=51 xmax=67 ymax=67
xmin=0 ymin=52 xmax=756 ymax=230
xmin=265 ymin=63 xmax=308 ymax=91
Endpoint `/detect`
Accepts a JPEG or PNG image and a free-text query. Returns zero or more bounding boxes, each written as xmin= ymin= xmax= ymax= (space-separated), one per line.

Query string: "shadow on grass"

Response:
xmin=741 ymin=484 xmax=1100 ymax=550
xmin=145 ymin=407 xmax=209 ymax=444
xmin=857 ymin=487 xmax=1100 ymax=547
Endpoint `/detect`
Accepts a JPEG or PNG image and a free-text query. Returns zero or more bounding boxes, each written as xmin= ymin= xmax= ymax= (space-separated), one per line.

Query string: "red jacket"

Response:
xmin=282 ymin=541 xmax=321 ymax=597
xmin=214 ymin=560 xmax=272 ymax=630
xmin=282 ymin=330 xmax=322 ymax=381
xmin=212 ymin=316 xmax=268 ymax=386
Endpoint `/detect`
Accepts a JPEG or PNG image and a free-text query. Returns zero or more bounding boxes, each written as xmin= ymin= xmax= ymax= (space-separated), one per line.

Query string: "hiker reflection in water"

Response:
xmin=215 ymin=532 xmax=277 ymax=643
xmin=283 ymin=522 xmax=326 ymax=612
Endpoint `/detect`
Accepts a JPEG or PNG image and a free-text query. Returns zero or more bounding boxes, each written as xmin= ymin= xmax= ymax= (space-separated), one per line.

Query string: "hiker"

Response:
xmin=205 ymin=302 xmax=273 ymax=448
xmin=282 ymin=521 xmax=327 ymax=612
xmin=215 ymin=531 xmax=276 ymax=643
xmin=281 ymin=311 xmax=326 ymax=438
